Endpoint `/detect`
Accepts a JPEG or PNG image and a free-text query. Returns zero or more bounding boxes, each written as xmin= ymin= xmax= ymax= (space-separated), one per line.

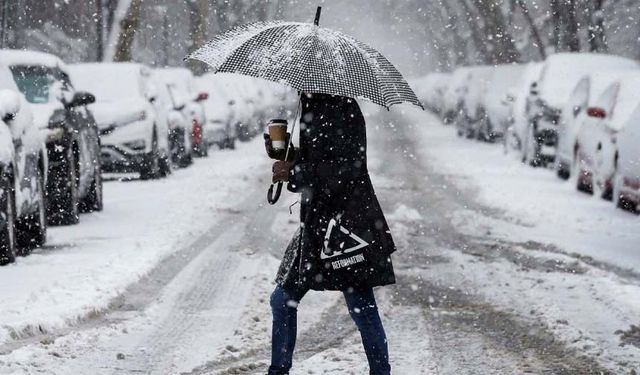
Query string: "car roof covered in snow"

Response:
xmin=538 ymin=53 xmax=639 ymax=108
xmin=69 ymin=63 xmax=151 ymax=101
xmin=0 ymin=49 xmax=68 ymax=74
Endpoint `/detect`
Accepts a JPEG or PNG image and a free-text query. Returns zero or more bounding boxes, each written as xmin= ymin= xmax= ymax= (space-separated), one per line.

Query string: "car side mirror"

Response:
xmin=68 ymin=91 xmax=95 ymax=108
xmin=0 ymin=89 xmax=22 ymax=122
xmin=195 ymin=92 xmax=209 ymax=102
xmin=587 ymin=107 xmax=606 ymax=119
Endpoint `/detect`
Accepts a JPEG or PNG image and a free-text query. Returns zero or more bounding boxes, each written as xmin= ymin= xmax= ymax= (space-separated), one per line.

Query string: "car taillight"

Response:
xmin=192 ymin=119 xmax=202 ymax=144
xmin=587 ymin=107 xmax=607 ymax=118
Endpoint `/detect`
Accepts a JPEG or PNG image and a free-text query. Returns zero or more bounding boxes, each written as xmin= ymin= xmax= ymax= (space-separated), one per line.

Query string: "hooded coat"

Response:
xmin=275 ymin=94 xmax=396 ymax=291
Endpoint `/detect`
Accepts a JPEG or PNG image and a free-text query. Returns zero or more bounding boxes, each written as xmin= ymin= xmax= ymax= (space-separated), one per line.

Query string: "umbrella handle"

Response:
xmin=267 ymin=182 xmax=283 ymax=205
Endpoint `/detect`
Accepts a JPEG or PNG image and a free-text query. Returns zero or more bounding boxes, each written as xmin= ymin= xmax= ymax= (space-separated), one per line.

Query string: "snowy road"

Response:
xmin=0 ymin=106 xmax=638 ymax=374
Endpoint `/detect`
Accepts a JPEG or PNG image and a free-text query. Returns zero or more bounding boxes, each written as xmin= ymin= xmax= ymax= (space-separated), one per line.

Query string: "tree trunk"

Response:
xmin=550 ymin=0 xmax=580 ymax=52
xmin=588 ymin=0 xmax=607 ymax=52
xmin=458 ymin=0 xmax=490 ymax=64
xmin=469 ymin=0 xmax=521 ymax=64
xmin=515 ymin=0 xmax=547 ymax=59
xmin=186 ymin=0 xmax=209 ymax=74
xmin=112 ymin=0 xmax=142 ymax=62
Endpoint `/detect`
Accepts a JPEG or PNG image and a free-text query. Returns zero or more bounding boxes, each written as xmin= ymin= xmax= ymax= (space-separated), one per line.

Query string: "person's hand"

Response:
xmin=272 ymin=160 xmax=293 ymax=183
xmin=264 ymin=133 xmax=296 ymax=161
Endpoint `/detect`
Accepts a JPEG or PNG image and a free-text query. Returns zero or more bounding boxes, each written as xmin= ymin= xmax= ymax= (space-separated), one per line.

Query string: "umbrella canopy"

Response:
xmin=187 ymin=18 xmax=421 ymax=109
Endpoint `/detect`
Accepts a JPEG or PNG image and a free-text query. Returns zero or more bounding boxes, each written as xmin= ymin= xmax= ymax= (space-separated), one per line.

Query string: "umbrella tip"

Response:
xmin=314 ymin=6 xmax=322 ymax=26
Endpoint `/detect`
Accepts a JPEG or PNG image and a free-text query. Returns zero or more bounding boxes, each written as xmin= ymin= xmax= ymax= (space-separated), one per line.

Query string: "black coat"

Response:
xmin=275 ymin=94 xmax=396 ymax=291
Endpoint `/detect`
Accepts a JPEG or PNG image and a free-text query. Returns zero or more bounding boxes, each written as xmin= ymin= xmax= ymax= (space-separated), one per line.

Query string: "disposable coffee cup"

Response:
xmin=268 ymin=119 xmax=288 ymax=150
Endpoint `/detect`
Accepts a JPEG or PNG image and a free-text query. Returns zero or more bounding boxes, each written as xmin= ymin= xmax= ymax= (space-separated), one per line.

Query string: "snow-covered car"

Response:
xmin=151 ymin=70 xmax=192 ymax=168
xmin=555 ymin=70 xmax=638 ymax=179
xmin=155 ymin=67 xmax=209 ymax=158
xmin=1 ymin=50 xmax=102 ymax=225
xmin=442 ymin=67 xmax=472 ymax=124
xmin=412 ymin=72 xmax=451 ymax=114
xmin=614 ymin=103 xmax=640 ymax=212
xmin=196 ymin=73 xmax=242 ymax=150
xmin=0 ymin=64 xmax=48 ymax=264
xmin=68 ymin=63 xmax=171 ymax=179
xmin=522 ymin=53 xmax=639 ymax=167
xmin=504 ymin=62 xmax=543 ymax=156
xmin=477 ymin=64 xmax=525 ymax=142
xmin=456 ymin=65 xmax=493 ymax=138
xmin=574 ymin=73 xmax=640 ymax=200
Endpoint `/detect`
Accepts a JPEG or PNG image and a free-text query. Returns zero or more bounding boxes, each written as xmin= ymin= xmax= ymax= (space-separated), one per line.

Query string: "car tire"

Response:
xmin=47 ymin=146 xmax=80 ymax=226
xmin=140 ymin=129 xmax=161 ymax=180
xmin=0 ymin=172 xmax=16 ymax=266
xmin=525 ymin=125 xmax=541 ymax=167
xmin=79 ymin=166 xmax=103 ymax=213
xmin=16 ymin=166 xmax=47 ymax=253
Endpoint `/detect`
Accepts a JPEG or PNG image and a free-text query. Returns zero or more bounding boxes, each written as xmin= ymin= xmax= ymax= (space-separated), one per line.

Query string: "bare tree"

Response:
xmin=470 ymin=0 xmax=521 ymax=63
xmin=514 ymin=0 xmax=547 ymax=59
xmin=587 ymin=0 xmax=607 ymax=52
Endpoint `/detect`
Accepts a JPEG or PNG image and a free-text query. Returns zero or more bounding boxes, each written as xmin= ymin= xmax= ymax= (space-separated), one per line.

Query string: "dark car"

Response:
xmin=0 ymin=65 xmax=48 ymax=265
xmin=0 ymin=50 xmax=103 ymax=226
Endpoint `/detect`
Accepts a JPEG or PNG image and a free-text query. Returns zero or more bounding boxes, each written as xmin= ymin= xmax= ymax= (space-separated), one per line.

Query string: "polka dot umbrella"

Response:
xmin=186 ymin=7 xmax=422 ymax=110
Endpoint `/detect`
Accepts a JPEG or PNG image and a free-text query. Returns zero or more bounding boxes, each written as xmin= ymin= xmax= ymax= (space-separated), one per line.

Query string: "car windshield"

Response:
xmin=10 ymin=66 xmax=52 ymax=104
xmin=9 ymin=65 xmax=70 ymax=104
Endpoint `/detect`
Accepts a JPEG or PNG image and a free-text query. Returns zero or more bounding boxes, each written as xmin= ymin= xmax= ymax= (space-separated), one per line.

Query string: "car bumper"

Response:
xmin=100 ymin=145 xmax=148 ymax=173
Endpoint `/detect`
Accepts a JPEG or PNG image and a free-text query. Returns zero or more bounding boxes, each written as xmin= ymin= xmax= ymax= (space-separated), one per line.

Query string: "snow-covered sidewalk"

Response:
xmin=0 ymin=139 xmax=268 ymax=347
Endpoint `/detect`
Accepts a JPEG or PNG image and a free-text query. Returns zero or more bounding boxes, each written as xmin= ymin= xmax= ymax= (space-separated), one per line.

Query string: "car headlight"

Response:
xmin=46 ymin=127 xmax=66 ymax=143
xmin=123 ymin=139 xmax=146 ymax=151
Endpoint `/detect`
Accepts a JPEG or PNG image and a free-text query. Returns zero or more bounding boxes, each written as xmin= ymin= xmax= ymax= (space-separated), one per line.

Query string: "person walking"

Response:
xmin=266 ymin=93 xmax=396 ymax=375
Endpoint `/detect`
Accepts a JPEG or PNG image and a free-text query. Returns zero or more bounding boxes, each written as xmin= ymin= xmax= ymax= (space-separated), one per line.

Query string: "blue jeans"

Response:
xmin=268 ymin=285 xmax=391 ymax=375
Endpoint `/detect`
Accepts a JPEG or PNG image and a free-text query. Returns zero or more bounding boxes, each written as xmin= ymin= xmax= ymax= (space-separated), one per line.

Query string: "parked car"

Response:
xmin=555 ymin=70 xmax=637 ymax=179
xmin=412 ymin=72 xmax=451 ymax=114
xmin=155 ymin=67 xmax=209 ymax=158
xmin=521 ymin=53 xmax=639 ymax=167
xmin=442 ymin=67 xmax=473 ymax=124
xmin=68 ymin=63 xmax=171 ymax=179
xmin=196 ymin=73 xmax=239 ymax=150
xmin=1 ymin=50 xmax=102 ymax=225
xmin=504 ymin=62 xmax=543 ymax=156
xmin=477 ymin=64 xmax=525 ymax=142
xmin=614 ymin=103 xmax=640 ymax=213
xmin=574 ymin=73 xmax=640 ymax=199
xmin=0 ymin=64 xmax=48 ymax=264
xmin=456 ymin=65 xmax=493 ymax=138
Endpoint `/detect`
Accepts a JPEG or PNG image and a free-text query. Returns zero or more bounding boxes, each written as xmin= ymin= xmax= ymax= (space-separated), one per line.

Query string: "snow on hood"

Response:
xmin=88 ymin=98 xmax=148 ymax=129
xmin=538 ymin=53 xmax=640 ymax=109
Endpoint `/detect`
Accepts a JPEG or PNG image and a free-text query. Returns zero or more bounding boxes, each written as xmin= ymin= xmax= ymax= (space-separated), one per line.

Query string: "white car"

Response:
xmin=522 ymin=53 xmax=639 ymax=167
xmin=155 ymin=68 xmax=209 ymax=158
xmin=69 ymin=63 xmax=171 ymax=179
xmin=412 ymin=72 xmax=451 ymax=114
xmin=574 ymin=73 xmax=640 ymax=199
xmin=614 ymin=103 xmax=640 ymax=212
xmin=504 ymin=62 xmax=543 ymax=156
xmin=0 ymin=63 xmax=48 ymax=264
xmin=442 ymin=67 xmax=473 ymax=124
xmin=555 ymin=70 xmax=637 ymax=179
xmin=457 ymin=65 xmax=493 ymax=138
xmin=477 ymin=64 xmax=525 ymax=142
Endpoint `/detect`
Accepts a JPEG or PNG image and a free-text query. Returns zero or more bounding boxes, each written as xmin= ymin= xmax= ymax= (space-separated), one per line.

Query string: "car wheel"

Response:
xmin=0 ymin=173 xmax=16 ymax=266
xmin=573 ymin=151 xmax=592 ymax=194
xmin=79 ymin=166 xmax=103 ymax=213
xmin=140 ymin=130 xmax=161 ymax=180
xmin=525 ymin=125 xmax=541 ymax=167
xmin=16 ymin=166 xmax=47 ymax=253
xmin=47 ymin=146 xmax=80 ymax=226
